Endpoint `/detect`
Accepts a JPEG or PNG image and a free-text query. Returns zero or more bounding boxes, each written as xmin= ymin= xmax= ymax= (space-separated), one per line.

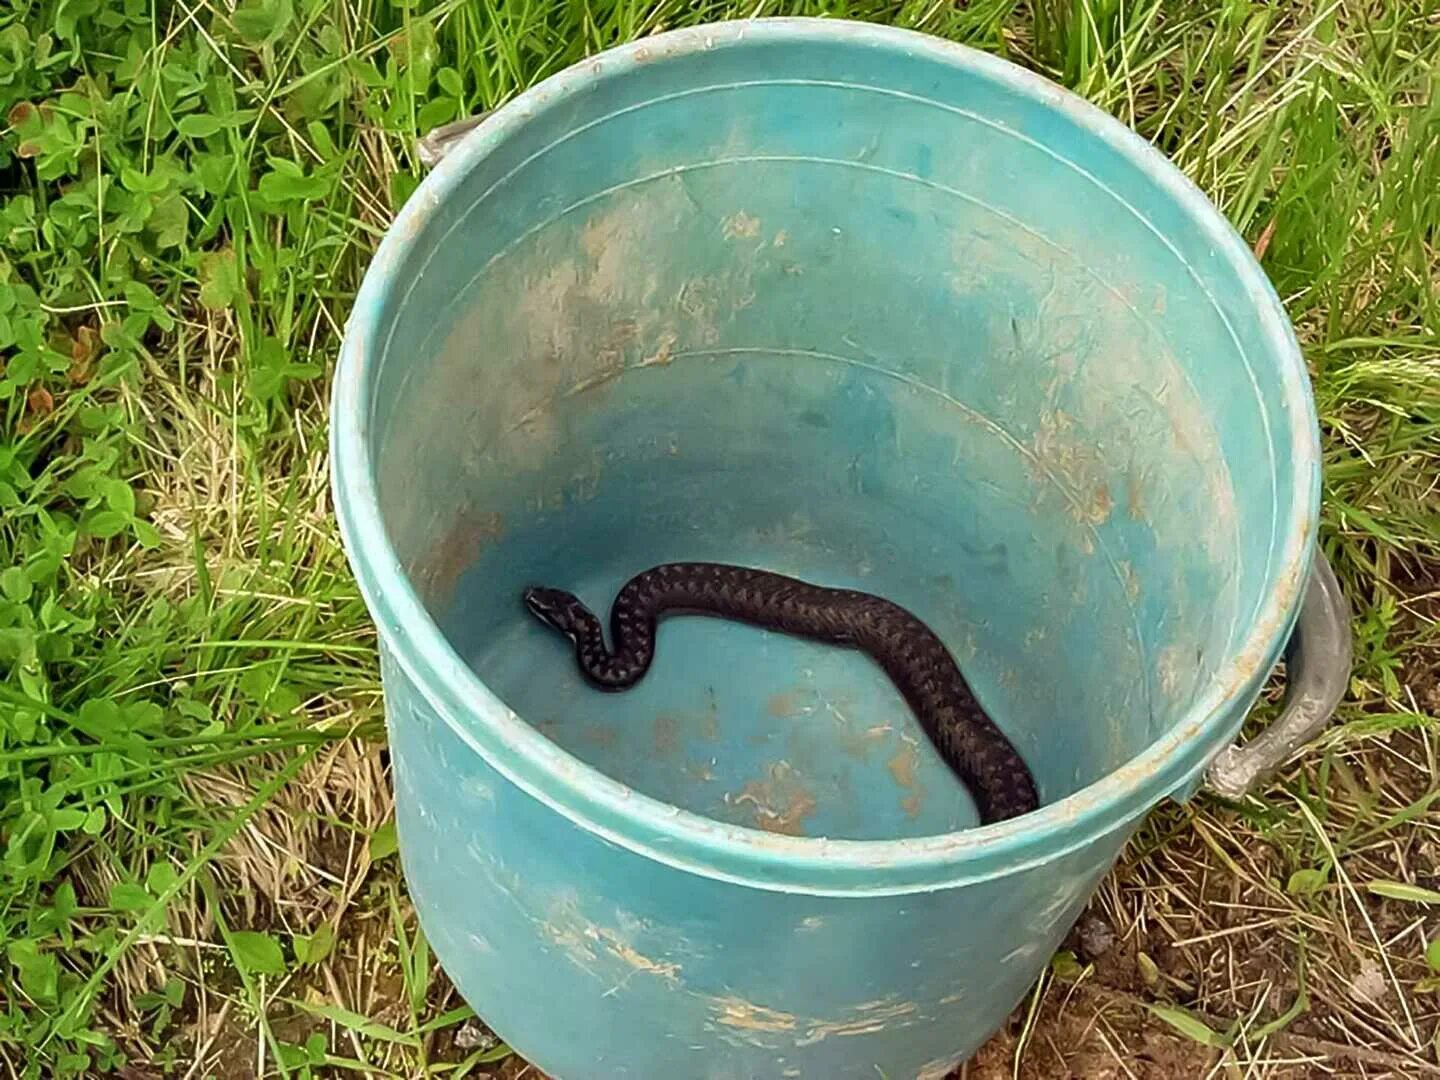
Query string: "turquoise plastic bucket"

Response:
xmin=332 ymin=18 xmax=1334 ymax=1078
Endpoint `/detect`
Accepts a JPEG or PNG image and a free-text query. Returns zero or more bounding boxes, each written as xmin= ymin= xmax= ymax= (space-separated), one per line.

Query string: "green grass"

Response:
xmin=0 ymin=0 xmax=1436 ymax=1076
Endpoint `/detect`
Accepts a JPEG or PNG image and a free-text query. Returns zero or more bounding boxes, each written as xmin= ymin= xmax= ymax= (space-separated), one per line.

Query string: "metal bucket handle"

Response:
xmin=1204 ymin=550 xmax=1351 ymax=799
xmin=414 ymin=114 xmax=1352 ymax=805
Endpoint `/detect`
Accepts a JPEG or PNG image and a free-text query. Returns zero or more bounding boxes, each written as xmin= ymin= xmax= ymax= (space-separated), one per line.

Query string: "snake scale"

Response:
xmin=522 ymin=562 xmax=1039 ymax=824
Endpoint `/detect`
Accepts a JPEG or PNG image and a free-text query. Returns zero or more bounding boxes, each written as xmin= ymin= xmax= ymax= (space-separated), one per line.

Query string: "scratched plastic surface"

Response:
xmin=333 ymin=20 xmax=1320 ymax=1079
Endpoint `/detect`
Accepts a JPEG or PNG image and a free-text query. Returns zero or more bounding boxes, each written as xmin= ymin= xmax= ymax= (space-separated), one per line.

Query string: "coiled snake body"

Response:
xmin=523 ymin=562 xmax=1039 ymax=824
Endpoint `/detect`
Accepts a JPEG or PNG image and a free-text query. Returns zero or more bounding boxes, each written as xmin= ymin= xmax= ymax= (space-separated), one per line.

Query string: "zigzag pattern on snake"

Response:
xmin=522 ymin=562 xmax=1040 ymax=824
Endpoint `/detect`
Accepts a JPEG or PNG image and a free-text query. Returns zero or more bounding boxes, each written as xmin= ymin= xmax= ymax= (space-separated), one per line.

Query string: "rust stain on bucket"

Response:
xmin=730 ymin=761 xmax=817 ymax=836
xmin=417 ymin=508 xmax=504 ymax=606
xmin=887 ymin=744 xmax=919 ymax=789
xmin=797 ymin=999 xmax=919 ymax=1046
xmin=888 ymin=741 xmax=926 ymax=817
xmin=708 ymin=994 xmax=921 ymax=1048
xmin=836 ymin=722 xmax=891 ymax=761
xmin=722 ymin=210 xmax=762 ymax=239
xmin=653 ymin=714 xmax=681 ymax=757
xmin=767 ymin=690 xmax=812 ymax=718
xmin=710 ymin=996 xmax=799 ymax=1034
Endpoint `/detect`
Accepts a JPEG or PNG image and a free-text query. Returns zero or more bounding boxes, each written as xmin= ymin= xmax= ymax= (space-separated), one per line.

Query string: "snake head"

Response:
xmin=522 ymin=585 xmax=582 ymax=638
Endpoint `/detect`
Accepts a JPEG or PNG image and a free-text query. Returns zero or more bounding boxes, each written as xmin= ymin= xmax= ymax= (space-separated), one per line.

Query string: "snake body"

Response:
xmin=522 ymin=562 xmax=1039 ymax=824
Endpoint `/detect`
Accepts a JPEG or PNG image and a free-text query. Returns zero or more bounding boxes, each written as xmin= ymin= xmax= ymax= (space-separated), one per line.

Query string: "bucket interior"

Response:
xmin=360 ymin=34 xmax=1304 ymax=839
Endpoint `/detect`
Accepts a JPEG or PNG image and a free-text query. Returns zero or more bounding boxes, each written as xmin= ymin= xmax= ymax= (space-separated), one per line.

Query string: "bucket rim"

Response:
xmin=330 ymin=16 xmax=1321 ymax=895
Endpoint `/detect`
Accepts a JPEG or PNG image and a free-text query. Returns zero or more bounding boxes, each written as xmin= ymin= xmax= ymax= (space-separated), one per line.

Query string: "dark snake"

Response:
xmin=522 ymin=562 xmax=1039 ymax=824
